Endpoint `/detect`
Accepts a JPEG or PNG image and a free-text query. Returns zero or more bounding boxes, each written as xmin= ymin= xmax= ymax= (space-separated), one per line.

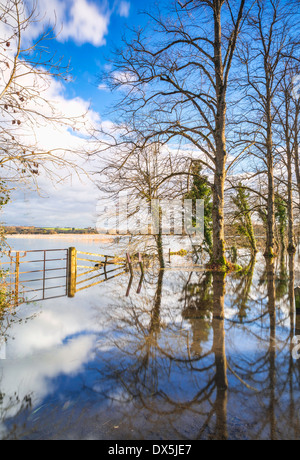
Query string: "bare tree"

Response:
xmin=237 ymin=0 xmax=300 ymax=257
xmin=99 ymin=0 xmax=253 ymax=268
xmin=275 ymin=68 xmax=300 ymax=253
xmin=0 ymin=0 xmax=89 ymax=190
xmin=230 ymin=184 xmax=257 ymax=255
xmin=98 ymin=140 xmax=191 ymax=267
xmin=291 ymin=73 xmax=300 ymax=209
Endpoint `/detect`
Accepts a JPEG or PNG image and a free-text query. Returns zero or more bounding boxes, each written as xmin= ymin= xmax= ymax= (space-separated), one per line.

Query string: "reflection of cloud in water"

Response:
xmin=0 ymin=287 xmax=111 ymax=428
xmin=0 ymin=334 xmax=97 ymax=431
xmin=5 ymin=299 xmax=104 ymax=359
xmin=1 ymin=238 xmax=300 ymax=439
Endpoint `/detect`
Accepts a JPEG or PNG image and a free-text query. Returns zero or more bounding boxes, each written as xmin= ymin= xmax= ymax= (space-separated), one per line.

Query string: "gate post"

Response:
xmin=67 ymin=247 xmax=77 ymax=298
xmin=14 ymin=252 xmax=20 ymax=306
xmin=126 ymin=252 xmax=133 ymax=277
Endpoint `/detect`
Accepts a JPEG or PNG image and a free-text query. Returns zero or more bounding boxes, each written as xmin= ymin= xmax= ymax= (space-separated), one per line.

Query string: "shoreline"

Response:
xmin=5 ymin=234 xmax=115 ymax=241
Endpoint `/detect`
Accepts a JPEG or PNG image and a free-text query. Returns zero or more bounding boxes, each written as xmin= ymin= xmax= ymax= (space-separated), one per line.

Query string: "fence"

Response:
xmin=0 ymin=248 xmax=145 ymax=305
xmin=72 ymin=249 xmax=127 ymax=295
xmin=0 ymin=249 xmax=68 ymax=304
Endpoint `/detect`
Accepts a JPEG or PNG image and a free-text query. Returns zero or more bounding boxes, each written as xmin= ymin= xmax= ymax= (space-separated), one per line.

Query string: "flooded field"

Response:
xmin=1 ymin=237 xmax=300 ymax=440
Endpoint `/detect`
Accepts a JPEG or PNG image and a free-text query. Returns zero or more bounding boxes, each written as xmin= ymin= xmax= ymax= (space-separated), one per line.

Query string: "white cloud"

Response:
xmin=24 ymin=0 xmax=111 ymax=47
xmin=0 ymin=50 xmax=103 ymax=226
xmin=0 ymin=58 xmax=101 ymax=158
xmin=58 ymin=0 xmax=110 ymax=46
xmin=98 ymin=83 xmax=110 ymax=92
xmin=118 ymin=1 xmax=131 ymax=18
xmin=0 ymin=1 xmax=119 ymax=227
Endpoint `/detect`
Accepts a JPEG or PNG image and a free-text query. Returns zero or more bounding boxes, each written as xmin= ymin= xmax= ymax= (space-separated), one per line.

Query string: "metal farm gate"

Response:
xmin=0 ymin=249 xmax=69 ymax=305
xmin=0 ymin=248 xmax=144 ymax=305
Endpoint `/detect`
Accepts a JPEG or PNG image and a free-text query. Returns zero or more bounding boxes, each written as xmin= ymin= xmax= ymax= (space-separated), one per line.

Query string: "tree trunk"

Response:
xmin=212 ymin=157 xmax=226 ymax=266
xmin=264 ymin=107 xmax=276 ymax=258
xmin=212 ymin=1 xmax=227 ymax=267
xmin=287 ymin=144 xmax=296 ymax=253
xmin=265 ymin=161 xmax=275 ymax=258
xmin=294 ymin=105 xmax=300 ymax=209
xmin=155 ymin=232 xmax=165 ymax=269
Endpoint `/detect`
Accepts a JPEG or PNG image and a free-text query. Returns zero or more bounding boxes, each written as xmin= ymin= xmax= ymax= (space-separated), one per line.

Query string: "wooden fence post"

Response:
xmin=104 ymin=256 xmax=108 ymax=280
xmin=14 ymin=251 xmax=20 ymax=306
xmin=126 ymin=252 xmax=133 ymax=277
xmin=126 ymin=275 xmax=133 ymax=297
xmin=137 ymin=273 xmax=144 ymax=294
xmin=67 ymin=247 xmax=77 ymax=298
xmin=138 ymin=253 xmax=144 ymax=276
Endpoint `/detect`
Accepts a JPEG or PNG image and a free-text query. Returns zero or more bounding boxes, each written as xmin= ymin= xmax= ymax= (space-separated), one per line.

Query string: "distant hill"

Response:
xmin=3 ymin=226 xmax=98 ymax=235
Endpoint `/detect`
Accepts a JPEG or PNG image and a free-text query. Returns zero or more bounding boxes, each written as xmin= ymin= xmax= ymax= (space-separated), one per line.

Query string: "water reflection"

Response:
xmin=229 ymin=256 xmax=256 ymax=322
xmin=212 ymin=272 xmax=228 ymax=440
xmin=181 ymin=271 xmax=213 ymax=356
xmin=88 ymin=268 xmax=230 ymax=439
xmin=1 ymin=252 xmax=300 ymax=439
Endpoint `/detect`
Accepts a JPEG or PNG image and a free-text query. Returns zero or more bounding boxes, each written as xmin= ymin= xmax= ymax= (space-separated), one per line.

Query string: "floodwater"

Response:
xmin=1 ymin=237 xmax=300 ymax=440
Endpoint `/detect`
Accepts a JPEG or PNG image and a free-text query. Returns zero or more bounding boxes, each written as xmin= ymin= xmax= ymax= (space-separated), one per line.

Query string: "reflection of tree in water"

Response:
xmin=212 ymin=272 xmax=228 ymax=440
xmin=227 ymin=256 xmax=257 ymax=322
xmin=275 ymin=252 xmax=289 ymax=301
xmin=0 ymin=304 xmax=38 ymax=349
xmin=2 ymin=254 xmax=300 ymax=439
xmin=287 ymin=254 xmax=300 ymax=438
xmin=258 ymin=252 xmax=289 ymax=302
xmin=92 ymin=268 xmax=229 ymax=440
xmin=226 ymin=256 xmax=300 ymax=439
xmin=0 ymin=393 xmax=33 ymax=440
xmin=0 ymin=305 xmax=41 ymax=439
xmin=181 ymin=271 xmax=213 ymax=356
xmin=89 ymin=254 xmax=300 ymax=439
xmin=266 ymin=258 xmax=276 ymax=440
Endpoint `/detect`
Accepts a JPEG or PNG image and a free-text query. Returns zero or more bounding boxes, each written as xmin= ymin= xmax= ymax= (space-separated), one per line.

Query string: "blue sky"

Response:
xmin=48 ymin=0 xmax=143 ymax=114
xmin=2 ymin=0 xmax=152 ymax=228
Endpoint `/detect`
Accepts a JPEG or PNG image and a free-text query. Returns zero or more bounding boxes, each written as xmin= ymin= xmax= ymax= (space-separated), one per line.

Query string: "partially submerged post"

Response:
xmin=68 ymin=247 xmax=77 ymax=298
xmin=104 ymin=256 xmax=108 ymax=280
xmin=126 ymin=275 xmax=133 ymax=297
xmin=137 ymin=273 xmax=144 ymax=294
xmin=138 ymin=253 xmax=144 ymax=276
xmin=126 ymin=252 xmax=133 ymax=277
